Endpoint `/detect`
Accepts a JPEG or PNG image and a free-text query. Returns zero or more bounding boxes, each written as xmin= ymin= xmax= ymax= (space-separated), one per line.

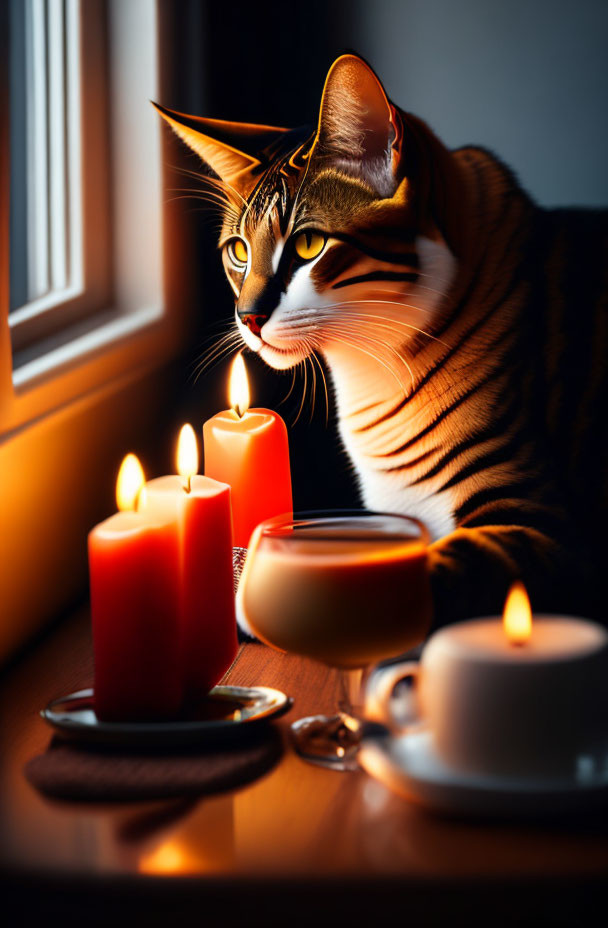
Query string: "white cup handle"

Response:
xmin=365 ymin=661 xmax=420 ymax=729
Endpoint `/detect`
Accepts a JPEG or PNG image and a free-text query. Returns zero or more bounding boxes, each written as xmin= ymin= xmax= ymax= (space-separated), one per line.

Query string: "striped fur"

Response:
xmin=156 ymin=55 xmax=608 ymax=627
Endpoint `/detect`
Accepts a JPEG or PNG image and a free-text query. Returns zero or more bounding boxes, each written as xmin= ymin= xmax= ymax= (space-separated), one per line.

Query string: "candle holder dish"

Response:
xmin=41 ymin=685 xmax=291 ymax=748
xmin=359 ymin=727 xmax=608 ymax=818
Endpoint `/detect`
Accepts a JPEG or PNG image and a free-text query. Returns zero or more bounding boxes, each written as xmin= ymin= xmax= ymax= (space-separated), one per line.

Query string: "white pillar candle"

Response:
xmin=419 ymin=587 xmax=608 ymax=778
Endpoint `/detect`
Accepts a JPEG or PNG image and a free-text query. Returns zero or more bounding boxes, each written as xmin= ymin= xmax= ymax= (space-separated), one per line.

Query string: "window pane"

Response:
xmin=9 ymin=0 xmax=75 ymax=315
xmin=9 ymin=0 xmax=29 ymax=311
xmin=7 ymin=0 xmax=161 ymax=379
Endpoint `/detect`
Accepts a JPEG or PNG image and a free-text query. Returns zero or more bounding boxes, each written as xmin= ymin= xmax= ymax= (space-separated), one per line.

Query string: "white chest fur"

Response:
xmin=325 ymin=235 xmax=458 ymax=542
xmin=344 ymin=442 xmax=457 ymax=542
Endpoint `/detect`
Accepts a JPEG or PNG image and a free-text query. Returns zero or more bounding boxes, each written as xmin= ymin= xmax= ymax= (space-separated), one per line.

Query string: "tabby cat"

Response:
xmin=154 ymin=54 xmax=608 ymax=628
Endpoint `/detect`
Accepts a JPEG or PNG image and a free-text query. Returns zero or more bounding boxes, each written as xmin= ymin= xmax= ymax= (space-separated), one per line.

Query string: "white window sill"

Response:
xmin=12 ymin=304 xmax=164 ymax=389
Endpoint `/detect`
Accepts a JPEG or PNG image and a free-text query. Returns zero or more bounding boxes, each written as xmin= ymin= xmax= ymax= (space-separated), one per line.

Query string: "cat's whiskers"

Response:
xmin=296 ymin=335 xmax=329 ymax=426
xmin=192 ymin=343 xmax=240 ymax=386
xmin=323 ymin=324 xmax=410 ymax=399
xmin=307 ymin=350 xmax=317 ymax=425
xmin=341 ymin=316 xmax=443 ymax=355
xmin=322 ymin=297 xmax=433 ymax=316
xmin=278 ymin=366 xmax=298 ymax=407
xmin=167 ymin=189 xmax=237 ymax=214
xmin=188 ymin=323 xmax=236 ymax=374
xmin=191 ymin=329 xmax=243 ymax=383
xmin=261 ymin=306 xmax=441 ymax=382
xmin=195 ymin=340 xmax=242 ymax=383
xmin=329 ymin=321 xmax=416 ymax=395
xmin=167 ymin=181 xmax=234 ymax=201
xmin=166 ymin=202 xmax=235 ymax=227
xmin=310 ymin=347 xmax=330 ymax=426
xmin=170 ymin=164 xmax=246 ymax=209
xmin=412 ymin=283 xmax=452 ymax=299
xmin=268 ymin=325 xmax=320 ymax=342
xmin=187 ymin=317 xmax=235 ymax=356
xmin=293 ymin=357 xmax=309 ymax=427
xmin=329 ymin=307 xmax=449 ymax=349
xmin=168 ymin=170 xmax=240 ymax=201
xmin=165 ymin=193 xmax=239 ymax=225
xmin=352 ymin=287 xmax=449 ymax=306
xmin=191 ymin=330 xmax=236 ymax=378
xmin=322 ymin=325 xmax=429 ymax=456
xmin=166 ymin=193 xmax=228 ymax=209
xmin=415 ymin=270 xmax=455 ymax=286
xmin=311 ymin=299 xmax=447 ymax=350
xmin=166 ymin=169 xmax=242 ymax=225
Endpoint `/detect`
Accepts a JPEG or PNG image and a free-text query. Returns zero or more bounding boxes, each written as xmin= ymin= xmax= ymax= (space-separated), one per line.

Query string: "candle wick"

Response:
xmin=234 ymin=405 xmax=243 ymax=419
xmin=184 ymin=475 xmax=192 ymax=494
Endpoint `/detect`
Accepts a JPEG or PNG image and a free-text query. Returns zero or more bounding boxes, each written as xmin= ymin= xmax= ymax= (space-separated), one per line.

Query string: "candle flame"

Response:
xmin=116 ymin=454 xmax=145 ymax=512
xmin=176 ymin=424 xmax=198 ymax=489
xmin=229 ymin=353 xmax=250 ymax=417
xmin=503 ymin=581 xmax=532 ymax=645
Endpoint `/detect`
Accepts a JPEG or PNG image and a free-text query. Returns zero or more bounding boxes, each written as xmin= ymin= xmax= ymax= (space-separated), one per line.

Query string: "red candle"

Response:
xmin=203 ymin=355 xmax=292 ymax=548
xmin=143 ymin=426 xmax=237 ymax=701
xmin=88 ymin=455 xmax=182 ymax=721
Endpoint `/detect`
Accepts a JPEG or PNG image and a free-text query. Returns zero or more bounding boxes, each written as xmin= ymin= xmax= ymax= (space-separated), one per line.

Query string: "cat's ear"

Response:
xmin=311 ymin=54 xmax=400 ymax=196
xmin=152 ymin=102 xmax=289 ymax=195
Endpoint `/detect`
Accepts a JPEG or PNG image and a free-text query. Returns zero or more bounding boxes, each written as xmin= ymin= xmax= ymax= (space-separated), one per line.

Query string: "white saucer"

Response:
xmin=359 ymin=729 xmax=608 ymax=818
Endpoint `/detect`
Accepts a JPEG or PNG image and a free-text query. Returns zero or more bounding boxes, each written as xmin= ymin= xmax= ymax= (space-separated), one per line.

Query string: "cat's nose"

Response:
xmin=239 ymin=313 xmax=268 ymax=337
xmin=237 ymin=276 xmax=280 ymax=336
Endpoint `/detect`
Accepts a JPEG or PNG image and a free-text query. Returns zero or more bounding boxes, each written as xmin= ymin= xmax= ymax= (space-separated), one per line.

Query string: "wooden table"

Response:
xmin=1 ymin=609 xmax=607 ymax=926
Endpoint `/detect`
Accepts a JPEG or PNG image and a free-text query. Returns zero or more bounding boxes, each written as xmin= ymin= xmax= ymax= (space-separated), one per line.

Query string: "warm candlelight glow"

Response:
xmin=229 ymin=353 xmax=250 ymax=417
xmin=503 ymin=581 xmax=533 ymax=645
xmin=176 ymin=423 xmax=199 ymax=491
xmin=116 ymin=454 xmax=145 ymax=512
xmin=139 ymin=841 xmax=186 ymax=875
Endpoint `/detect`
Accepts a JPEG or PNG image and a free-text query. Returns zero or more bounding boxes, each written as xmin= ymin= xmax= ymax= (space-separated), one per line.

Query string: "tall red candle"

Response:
xmin=88 ymin=455 xmax=182 ymax=721
xmin=203 ymin=355 xmax=292 ymax=548
xmin=144 ymin=426 xmax=237 ymax=702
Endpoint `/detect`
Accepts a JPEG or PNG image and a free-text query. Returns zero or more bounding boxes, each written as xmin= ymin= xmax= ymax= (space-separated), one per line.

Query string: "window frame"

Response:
xmin=0 ymin=0 xmax=186 ymax=437
xmin=8 ymin=0 xmax=113 ymax=355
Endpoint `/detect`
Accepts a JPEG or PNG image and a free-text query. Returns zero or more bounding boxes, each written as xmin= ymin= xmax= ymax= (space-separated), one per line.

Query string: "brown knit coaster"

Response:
xmin=25 ymin=728 xmax=283 ymax=802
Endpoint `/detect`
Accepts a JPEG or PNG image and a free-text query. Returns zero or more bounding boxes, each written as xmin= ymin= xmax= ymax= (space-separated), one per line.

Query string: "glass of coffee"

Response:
xmin=237 ymin=511 xmax=431 ymax=770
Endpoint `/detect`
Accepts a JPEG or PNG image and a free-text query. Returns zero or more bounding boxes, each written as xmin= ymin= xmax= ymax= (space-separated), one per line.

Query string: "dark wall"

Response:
xmin=161 ymin=0 xmax=362 ymax=510
xmin=350 ymin=0 xmax=608 ymax=208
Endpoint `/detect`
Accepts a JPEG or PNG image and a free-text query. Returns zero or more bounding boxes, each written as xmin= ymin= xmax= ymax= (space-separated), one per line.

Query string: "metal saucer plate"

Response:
xmin=42 ymin=686 xmax=292 ymax=747
xmin=359 ymin=728 xmax=608 ymax=818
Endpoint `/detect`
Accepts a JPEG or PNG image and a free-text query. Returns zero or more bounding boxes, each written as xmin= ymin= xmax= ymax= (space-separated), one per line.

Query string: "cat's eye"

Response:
xmin=294 ymin=231 xmax=326 ymax=261
xmin=226 ymin=238 xmax=248 ymax=266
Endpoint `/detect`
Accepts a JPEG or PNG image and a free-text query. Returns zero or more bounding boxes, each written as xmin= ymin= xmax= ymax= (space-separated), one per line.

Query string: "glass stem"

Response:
xmin=338 ymin=667 xmax=364 ymax=718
